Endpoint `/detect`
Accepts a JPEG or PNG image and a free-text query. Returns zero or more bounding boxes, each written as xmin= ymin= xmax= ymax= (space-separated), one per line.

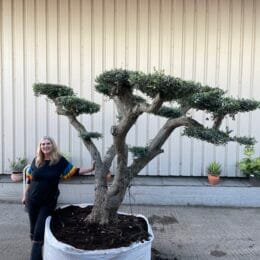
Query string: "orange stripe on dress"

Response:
xmin=62 ymin=166 xmax=78 ymax=180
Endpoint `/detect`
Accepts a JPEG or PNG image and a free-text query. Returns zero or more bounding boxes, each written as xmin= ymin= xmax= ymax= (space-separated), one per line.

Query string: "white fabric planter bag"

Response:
xmin=43 ymin=204 xmax=154 ymax=260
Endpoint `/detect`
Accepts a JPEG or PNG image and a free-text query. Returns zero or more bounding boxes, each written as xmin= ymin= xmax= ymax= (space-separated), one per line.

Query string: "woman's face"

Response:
xmin=40 ymin=138 xmax=53 ymax=156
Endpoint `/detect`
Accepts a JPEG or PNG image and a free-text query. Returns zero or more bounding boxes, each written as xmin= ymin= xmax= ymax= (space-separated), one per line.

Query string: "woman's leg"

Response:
xmin=27 ymin=201 xmax=40 ymax=241
xmin=30 ymin=206 xmax=52 ymax=260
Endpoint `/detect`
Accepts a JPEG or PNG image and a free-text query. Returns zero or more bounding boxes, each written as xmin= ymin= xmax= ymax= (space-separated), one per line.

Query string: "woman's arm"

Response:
xmin=78 ymin=161 xmax=96 ymax=176
xmin=22 ymin=184 xmax=30 ymax=204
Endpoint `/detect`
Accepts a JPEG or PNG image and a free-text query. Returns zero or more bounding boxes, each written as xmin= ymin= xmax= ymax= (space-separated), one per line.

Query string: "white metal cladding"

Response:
xmin=0 ymin=0 xmax=260 ymax=177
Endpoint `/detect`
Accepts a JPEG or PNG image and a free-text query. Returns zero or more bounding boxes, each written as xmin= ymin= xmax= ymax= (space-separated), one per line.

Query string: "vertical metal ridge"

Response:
xmin=11 ymin=0 xmax=15 ymax=158
xmin=57 ymin=0 xmax=60 ymax=84
xmin=136 ymin=0 xmax=140 ymax=70
xmin=57 ymin=0 xmax=60 ymax=146
xmin=34 ymin=0 xmax=39 ymax=143
xmin=224 ymin=0 xmax=233 ymax=177
xmin=167 ymin=0 xmax=175 ymax=175
xmin=102 ymin=0 xmax=106 ymax=71
xmin=181 ymin=0 xmax=186 ymax=78
xmin=190 ymin=0 xmax=198 ymax=176
xmin=179 ymin=0 xmax=187 ymax=175
xmin=192 ymin=0 xmax=198 ymax=81
xmin=112 ymin=0 xmax=116 ymax=127
xmin=101 ymin=0 xmax=105 ymax=156
xmin=125 ymin=0 xmax=129 ymax=68
xmin=226 ymin=0 xmax=233 ymax=94
xmin=157 ymin=0 xmax=163 ymax=175
xmin=215 ymin=0 xmax=221 ymax=89
xmin=45 ymin=0 xmax=49 ymax=136
xmin=158 ymin=0 xmax=162 ymax=70
xmin=79 ymin=0 xmax=83 ymax=164
xmin=22 ymin=0 xmax=27 ymax=157
xmin=145 ymin=0 xmax=151 ymax=175
xmin=113 ymin=0 xmax=117 ymax=67
xmin=0 ymin=0 xmax=4 ymax=170
xmin=170 ymin=0 xmax=174 ymax=74
xmin=238 ymin=0 xmax=245 ymax=99
xmin=235 ymin=0 xmax=245 ymax=175
xmin=90 ymin=0 xmax=94 ymax=105
xmin=201 ymin=0 xmax=209 ymax=175
xmin=249 ymin=0 xmax=256 ymax=136
xmin=112 ymin=0 xmax=116 ymax=172
xmin=135 ymin=0 xmax=140 ymax=146
xmin=68 ymin=0 xmax=71 ymax=149
xmin=213 ymin=0 xmax=221 ymax=160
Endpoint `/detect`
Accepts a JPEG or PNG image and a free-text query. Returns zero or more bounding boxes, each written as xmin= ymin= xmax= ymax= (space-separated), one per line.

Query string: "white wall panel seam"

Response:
xmin=22 ymin=0 xmax=27 ymax=157
xmin=201 ymin=0 xmax=209 ymax=176
xmin=134 ymin=0 xmax=140 ymax=147
xmin=34 ymin=0 xmax=38 ymax=144
xmin=190 ymin=0 xmax=198 ymax=176
xmin=125 ymin=0 xmax=129 ymax=69
xmin=136 ymin=0 xmax=140 ymax=71
xmin=167 ymin=0 xmax=175 ymax=175
xmin=90 ymin=0 xmax=94 ymax=131
xmin=179 ymin=0 xmax=186 ymax=175
xmin=68 ymin=0 xmax=72 ymax=151
xmin=224 ymin=0 xmax=233 ymax=177
xmin=57 ymin=0 xmax=61 ymax=146
xmin=45 ymin=0 xmax=49 ymax=136
xmin=249 ymin=0 xmax=256 ymax=136
xmin=113 ymin=0 xmax=117 ymax=68
xmin=235 ymin=0 xmax=245 ymax=176
xmin=79 ymin=0 xmax=83 ymax=165
xmin=0 ymin=0 xmax=4 ymax=171
xmin=101 ymin=0 xmax=105 ymax=157
xmin=213 ymin=0 xmax=221 ymax=161
xmin=156 ymin=0 xmax=163 ymax=175
xmin=11 ymin=0 xmax=15 ymax=159
xmin=145 ymin=0 xmax=151 ymax=175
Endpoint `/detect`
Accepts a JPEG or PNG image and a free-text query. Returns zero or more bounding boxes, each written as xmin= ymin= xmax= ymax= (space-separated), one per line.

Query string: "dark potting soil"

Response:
xmin=50 ymin=205 xmax=150 ymax=250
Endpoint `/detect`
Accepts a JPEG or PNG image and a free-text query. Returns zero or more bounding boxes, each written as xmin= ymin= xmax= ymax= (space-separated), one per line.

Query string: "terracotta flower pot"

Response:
xmin=208 ymin=174 xmax=220 ymax=185
xmin=11 ymin=172 xmax=23 ymax=182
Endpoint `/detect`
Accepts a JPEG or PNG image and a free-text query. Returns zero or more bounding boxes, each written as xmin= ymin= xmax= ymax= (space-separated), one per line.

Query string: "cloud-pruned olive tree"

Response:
xmin=33 ymin=69 xmax=259 ymax=224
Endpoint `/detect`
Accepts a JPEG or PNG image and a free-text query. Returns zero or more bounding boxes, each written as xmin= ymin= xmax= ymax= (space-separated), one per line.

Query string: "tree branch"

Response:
xmin=212 ymin=115 xmax=224 ymax=129
xmin=66 ymin=114 xmax=102 ymax=162
xmin=103 ymin=144 xmax=116 ymax=170
xmin=129 ymin=116 xmax=202 ymax=175
xmin=141 ymin=94 xmax=163 ymax=113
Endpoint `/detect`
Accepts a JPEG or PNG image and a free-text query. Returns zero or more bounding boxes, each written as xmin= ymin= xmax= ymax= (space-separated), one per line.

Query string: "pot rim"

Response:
xmin=45 ymin=203 xmax=154 ymax=255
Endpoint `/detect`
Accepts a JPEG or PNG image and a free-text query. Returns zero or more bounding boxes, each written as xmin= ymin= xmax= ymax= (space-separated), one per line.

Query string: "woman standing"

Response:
xmin=22 ymin=136 xmax=95 ymax=260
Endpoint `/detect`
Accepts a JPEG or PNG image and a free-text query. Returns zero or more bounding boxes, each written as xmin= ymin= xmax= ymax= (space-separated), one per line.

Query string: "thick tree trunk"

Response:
xmin=87 ymin=168 xmax=130 ymax=225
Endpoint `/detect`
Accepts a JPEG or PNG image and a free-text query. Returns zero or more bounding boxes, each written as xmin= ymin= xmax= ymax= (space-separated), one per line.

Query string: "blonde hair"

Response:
xmin=35 ymin=136 xmax=61 ymax=167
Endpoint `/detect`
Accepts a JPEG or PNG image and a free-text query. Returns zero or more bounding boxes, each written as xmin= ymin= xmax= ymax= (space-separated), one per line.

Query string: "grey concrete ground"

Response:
xmin=1 ymin=202 xmax=260 ymax=260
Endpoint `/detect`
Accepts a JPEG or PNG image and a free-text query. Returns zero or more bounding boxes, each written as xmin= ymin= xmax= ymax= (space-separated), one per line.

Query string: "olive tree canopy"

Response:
xmin=33 ymin=69 xmax=260 ymax=224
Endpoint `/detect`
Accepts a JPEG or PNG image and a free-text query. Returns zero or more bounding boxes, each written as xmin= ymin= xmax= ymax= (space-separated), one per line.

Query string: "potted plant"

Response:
xmin=238 ymin=145 xmax=260 ymax=186
xmin=33 ymin=69 xmax=260 ymax=259
xmin=207 ymin=161 xmax=221 ymax=185
xmin=9 ymin=157 xmax=28 ymax=182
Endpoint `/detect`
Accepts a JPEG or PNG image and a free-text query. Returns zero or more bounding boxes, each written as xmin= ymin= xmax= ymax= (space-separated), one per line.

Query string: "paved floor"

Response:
xmin=0 ymin=202 xmax=260 ymax=260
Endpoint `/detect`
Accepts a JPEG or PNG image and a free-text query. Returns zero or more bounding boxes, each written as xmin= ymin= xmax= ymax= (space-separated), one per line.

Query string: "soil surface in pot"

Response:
xmin=50 ymin=205 xmax=150 ymax=250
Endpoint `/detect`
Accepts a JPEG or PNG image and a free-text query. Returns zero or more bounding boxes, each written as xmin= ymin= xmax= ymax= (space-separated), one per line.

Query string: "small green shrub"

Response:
xmin=9 ymin=157 xmax=28 ymax=172
xmin=207 ymin=161 xmax=222 ymax=176
xmin=238 ymin=146 xmax=260 ymax=177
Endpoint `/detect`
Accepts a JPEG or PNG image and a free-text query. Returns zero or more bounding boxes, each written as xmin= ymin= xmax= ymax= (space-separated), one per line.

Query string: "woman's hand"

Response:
xmin=22 ymin=195 xmax=26 ymax=205
xmin=78 ymin=161 xmax=96 ymax=175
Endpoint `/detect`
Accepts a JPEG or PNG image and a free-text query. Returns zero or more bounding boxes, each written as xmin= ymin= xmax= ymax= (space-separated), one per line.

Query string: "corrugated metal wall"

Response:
xmin=1 ymin=0 xmax=260 ymax=176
